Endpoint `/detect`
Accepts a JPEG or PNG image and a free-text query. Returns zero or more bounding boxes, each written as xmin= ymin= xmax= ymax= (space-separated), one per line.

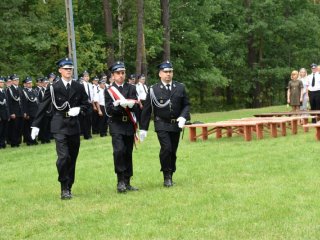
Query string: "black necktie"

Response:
xmin=166 ymin=84 xmax=171 ymax=93
xmin=66 ymin=83 xmax=70 ymax=95
xmin=87 ymin=84 xmax=91 ymax=101
xmin=312 ymin=74 xmax=315 ymax=87
xmin=118 ymin=86 xmax=123 ymax=93
xmin=143 ymin=84 xmax=147 ymax=94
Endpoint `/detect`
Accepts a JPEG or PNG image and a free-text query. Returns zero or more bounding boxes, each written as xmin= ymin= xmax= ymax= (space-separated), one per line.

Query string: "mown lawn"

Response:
xmin=1 ymin=105 xmax=320 ymax=239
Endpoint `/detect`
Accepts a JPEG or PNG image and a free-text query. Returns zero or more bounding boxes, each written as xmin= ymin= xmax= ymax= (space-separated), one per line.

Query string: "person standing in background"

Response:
xmin=136 ymin=74 xmax=148 ymax=123
xmin=287 ymin=70 xmax=303 ymax=112
xmin=307 ymin=63 xmax=320 ymax=122
xmin=21 ymin=77 xmax=39 ymax=146
xmin=0 ymin=77 xmax=10 ymax=149
xmin=80 ymin=70 xmax=94 ymax=140
xmin=298 ymin=68 xmax=309 ymax=111
xmin=7 ymin=74 xmax=24 ymax=148
xmin=94 ymin=78 xmax=108 ymax=137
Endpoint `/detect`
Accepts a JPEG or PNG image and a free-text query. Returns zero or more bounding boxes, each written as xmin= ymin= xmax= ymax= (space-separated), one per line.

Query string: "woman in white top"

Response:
xmin=298 ymin=68 xmax=309 ymax=110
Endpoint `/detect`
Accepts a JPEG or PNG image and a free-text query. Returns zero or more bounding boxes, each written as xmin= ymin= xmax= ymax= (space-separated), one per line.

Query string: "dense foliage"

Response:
xmin=1 ymin=0 xmax=320 ymax=112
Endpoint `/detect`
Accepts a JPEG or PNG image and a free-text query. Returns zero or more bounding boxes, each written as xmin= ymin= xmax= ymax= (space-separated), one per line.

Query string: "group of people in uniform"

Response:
xmin=1 ymin=57 xmax=190 ymax=200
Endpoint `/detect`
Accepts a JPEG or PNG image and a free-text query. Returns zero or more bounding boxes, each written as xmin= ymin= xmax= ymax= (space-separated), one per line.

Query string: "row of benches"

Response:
xmin=183 ymin=116 xmax=319 ymax=142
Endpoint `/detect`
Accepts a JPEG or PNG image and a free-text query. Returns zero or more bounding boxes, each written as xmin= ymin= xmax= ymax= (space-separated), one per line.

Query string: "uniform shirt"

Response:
xmin=61 ymin=78 xmax=72 ymax=88
xmin=161 ymin=81 xmax=172 ymax=91
xmin=92 ymin=84 xmax=99 ymax=102
xmin=136 ymin=82 xmax=148 ymax=100
xmin=306 ymin=72 xmax=320 ymax=91
xmin=82 ymin=81 xmax=94 ymax=103
xmin=94 ymin=86 xmax=107 ymax=106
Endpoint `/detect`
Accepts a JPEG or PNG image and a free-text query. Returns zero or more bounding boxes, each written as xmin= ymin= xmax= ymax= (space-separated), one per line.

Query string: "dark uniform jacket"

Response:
xmin=0 ymin=89 xmax=10 ymax=121
xmin=105 ymin=82 xmax=138 ymax=136
xmin=21 ymin=88 xmax=38 ymax=118
xmin=7 ymin=85 xmax=23 ymax=117
xmin=32 ymin=79 xmax=90 ymax=135
xmin=140 ymin=81 xmax=190 ymax=132
xmin=34 ymin=86 xmax=45 ymax=103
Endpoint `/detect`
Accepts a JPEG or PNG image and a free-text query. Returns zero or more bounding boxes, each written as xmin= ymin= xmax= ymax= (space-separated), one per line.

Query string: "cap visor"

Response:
xmin=61 ymin=65 xmax=74 ymax=69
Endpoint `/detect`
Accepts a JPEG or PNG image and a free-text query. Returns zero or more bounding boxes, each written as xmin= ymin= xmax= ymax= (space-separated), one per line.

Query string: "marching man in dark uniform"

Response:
xmin=105 ymin=61 xmax=139 ymax=193
xmin=21 ymin=77 xmax=39 ymax=146
xmin=7 ymin=74 xmax=24 ymax=148
xmin=31 ymin=58 xmax=90 ymax=200
xmin=139 ymin=61 xmax=190 ymax=187
xmin=0 ymin=77 xmax=10 ymax=149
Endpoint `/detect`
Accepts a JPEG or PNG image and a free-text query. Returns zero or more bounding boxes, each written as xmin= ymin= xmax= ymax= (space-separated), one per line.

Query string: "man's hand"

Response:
xmin=139 ymin=130 xmax=147 ymax=142
xmin=113 ymin=100 xmax=121 ymax=107
xmin=177 ymin=117 xmax=186 ymax=128
xmin=68 ymin=107 xmax=81 ymax=117
xmin=120 ymin=100 xmax=129 ymax=108
xmin=31 ymin=127 xmax=40 ymax=140
xmin=127 ymin=100 xmax=135 ymax=108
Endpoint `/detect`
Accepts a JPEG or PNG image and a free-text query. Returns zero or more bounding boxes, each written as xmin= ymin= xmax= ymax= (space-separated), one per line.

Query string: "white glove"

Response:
xmin=139 ymin=130 xmax=147 ymax=142
xmin=31 ymin=127 xmax=40 ymax=140
xmin=127 ymin=100 xmax=135 ymax=108
xmin=68 ymin=107 xmax=81 ymax=117
xmin=177 ymin=117 xmax=186 ymax=128
xmin=120 ymin=99 xmax=129 ymax=108
xmin=113 ymin=100 xmax=121 ymax=107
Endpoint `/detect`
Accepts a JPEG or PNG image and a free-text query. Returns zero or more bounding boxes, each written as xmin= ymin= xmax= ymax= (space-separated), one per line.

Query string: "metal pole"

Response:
xmin=65 ymin=0 xmax=78 ymax=80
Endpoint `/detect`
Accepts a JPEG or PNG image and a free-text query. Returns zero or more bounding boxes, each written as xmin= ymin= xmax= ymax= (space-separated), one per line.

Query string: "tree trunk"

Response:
xmin=117 ymin=0 xmax=124 ymax=60
xmin=103 ymin=0 xmax=114 ymax=67
xmin=136 ymin=0 xmax=144 ymax=75
xmin=160 ymin=0 xmax=170 ymax=61
xmin=244 ymin=0 xmax=261 ymax=108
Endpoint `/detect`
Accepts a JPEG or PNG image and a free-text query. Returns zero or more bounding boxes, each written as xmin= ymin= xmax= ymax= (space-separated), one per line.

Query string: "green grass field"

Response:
xmin=2 ymin=105 xmax=320 ymax=239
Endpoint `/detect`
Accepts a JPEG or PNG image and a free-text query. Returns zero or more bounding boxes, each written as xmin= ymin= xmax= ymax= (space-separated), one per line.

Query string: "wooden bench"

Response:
xmin=184 ymin=116 xmax=308 ymax=142
xmin=303 ymin=123 xmax=320 ymax=140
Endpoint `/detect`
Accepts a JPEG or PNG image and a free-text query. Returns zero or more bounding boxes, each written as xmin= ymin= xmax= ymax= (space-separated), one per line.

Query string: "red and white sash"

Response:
xmin=107 ymin=85 xmax=139 ymax=141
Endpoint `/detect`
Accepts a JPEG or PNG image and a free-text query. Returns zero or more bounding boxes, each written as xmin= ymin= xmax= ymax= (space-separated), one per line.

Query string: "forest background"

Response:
xmin=1 ymin=0 xmax=320 ymax=112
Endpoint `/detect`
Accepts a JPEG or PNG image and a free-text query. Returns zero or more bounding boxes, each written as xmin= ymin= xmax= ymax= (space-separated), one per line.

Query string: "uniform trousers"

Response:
xmin=79 ymin=106 xmax=92 ymax=139
xmin=9 ymin=117 xmax=23 ymax=146
xmin=92 ymin=110 xmax=99 ymax=134
xmin=156 ymin=130 xmax=181 ymax=173
xmin=98 ymin=106 xmax=108 ymax=136
xmin=309 ymin=90 xmax=320 ymax=122
xmin=0 ymin=119 xmax=8 ymax=148
xmin=54 ymin=133 xmax=80 ymax=188
xmin=39 ymin=115 xmax=51 ymax=143
xmin=111 ymin=133 xmax=134 ymax=180
xmin=23 ymin=117 xmax=37 ymax=145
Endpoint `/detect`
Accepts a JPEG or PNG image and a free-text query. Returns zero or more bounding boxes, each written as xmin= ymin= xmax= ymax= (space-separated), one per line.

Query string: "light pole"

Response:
xmin=65 ymin=0 xmax=78 ymax=80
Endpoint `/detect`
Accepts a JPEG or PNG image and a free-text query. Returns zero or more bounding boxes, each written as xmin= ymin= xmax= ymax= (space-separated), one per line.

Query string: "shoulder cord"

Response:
xmin=149 ymin=87 xmax=170 ymax=108
xmin=22 ymin=89 xmax=38 ymax=103
xmin=8 ymin=87 xmax=20 ymax=102
xmin=50 ymin=84 xmax=70 ymax=111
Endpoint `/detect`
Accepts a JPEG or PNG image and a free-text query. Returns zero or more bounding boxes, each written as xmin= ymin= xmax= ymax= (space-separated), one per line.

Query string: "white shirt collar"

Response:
xmin=115 ymin=83 xmax=124 ymax=88
xmin=61 ymin=78 xmax=72 ymax=88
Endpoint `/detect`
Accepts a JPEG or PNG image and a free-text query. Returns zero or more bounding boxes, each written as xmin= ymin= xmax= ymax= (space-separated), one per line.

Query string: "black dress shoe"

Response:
xmin=126 ymin=184 xmax=139 ymax=191
xmin=61 ymin=190 xmax=72 ymax=200
xmin=163 ymin=178 xmax=173 ymax=187
xmin=117 ymin=181 xmax=126 ymax=193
